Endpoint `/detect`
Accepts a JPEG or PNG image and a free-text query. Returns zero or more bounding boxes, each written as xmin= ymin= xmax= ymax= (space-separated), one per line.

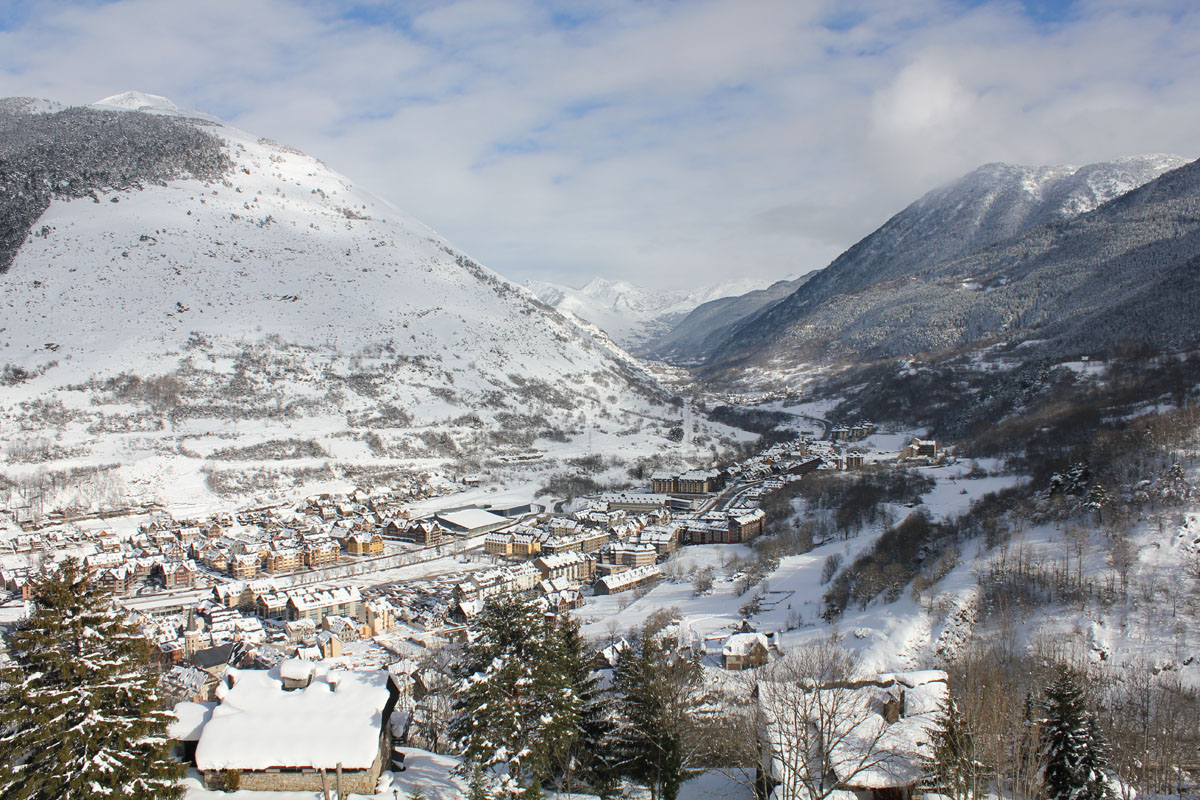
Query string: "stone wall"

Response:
xmin=201 ymin=729 xmax=387 ymax=794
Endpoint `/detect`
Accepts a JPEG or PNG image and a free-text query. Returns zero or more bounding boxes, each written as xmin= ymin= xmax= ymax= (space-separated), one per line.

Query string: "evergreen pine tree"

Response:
xmin=451 ymin=594 xmax=581 ymax=797
xmin=0 ymin=557 xmax=184 ymax=799
xmin=465 ymin=762 xmax=494 ymax=800
xmin=926 ymin=694 xmax=979 ymax=800
xmin=1041 ymin=668 xmax=1111 ymax=800
xmin=1079 ymin=715 xmax=1114 ymax=800
xmin=555 ymin=617 xmax=616 ymax=795
xmin=611 ymin=622 xmax=704 ymax=800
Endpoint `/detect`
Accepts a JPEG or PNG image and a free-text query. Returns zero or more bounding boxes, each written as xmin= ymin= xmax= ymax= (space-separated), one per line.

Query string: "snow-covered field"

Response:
xmin=574 ymin=444 xmax=1200 ymax=690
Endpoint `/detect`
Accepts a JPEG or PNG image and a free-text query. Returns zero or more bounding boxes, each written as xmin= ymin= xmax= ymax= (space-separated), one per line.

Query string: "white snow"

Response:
xmin=194 ymin=663 xmax=391 ymax=771
xmin=437 ymin=508 xmax=508 ymax=531
xmin=527 ymin=275 xmax=780 ymax=352
xmin=0 ymin=94 xmax=744 ymax=512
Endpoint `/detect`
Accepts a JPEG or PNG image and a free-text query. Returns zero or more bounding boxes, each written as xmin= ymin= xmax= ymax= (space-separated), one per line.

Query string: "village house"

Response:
xmin=303 ymin=538 xmax=340 ymax=568
xmin=191 ymin=661 xmax=399 ymax=794
xmin=839 ymin=451 xmax=866 ymax=470
xmin=722 ymin=632 xmax=771 ymax=671
xmin=539 ymin=586 xmax=584 ymax=614
xmin=677 ymin=469 xmax=722 ymax=494
xmin=601 ymin=493 xmax=671 ymax=513
xmin=383 ymin=518 xmax=443 ymax=547
xmin=264 ymin=547 xmax=302 ymax=574
xmin=729 ymin=508 xmax=766 ymax=542
xmin=157 ymin=560 xmax=197 ymax=590
xmin=533 ymin=551 xmax=596 ymax=583
xmin=548 ymin=517 xmax=581 ymax=537
xmin=362 ymin=599 xmax=396 ymax=636
xmin=539 ymin=533 xmax=583 ymax=556
xmin=286 ymin=586 xmax=363 ymax=624
xmin=255 ymin=591 xmax=289 ymax=621
xmin=346 ymin=532 xmax=384 ymax=557
xmin=650 ymin=472 xmax=677 ymax=494
xmin=162 ymin=663 xmax=220 ymax=704
xmin=609 ymin=542 xmax=658 ymax=568
xmin=594 ymin=564 xmax=662 ymax=595
xmin=484 ymin=531 xmax=515 ymax=557
xmin=637 ymin=525 xmax=680 ymax=556
xmin=453 ymin=563 xmax=540 ymax=602
xmin=96 ymin=564 xmax=134 ymax=595
xmin=758 ymin=670 xmax=948 ymax=800
xmin=900 ymin=438 xmax=940 ymax=461
xmin=231 ymin=553 xmax=261 ymax=580
xmin=511 ymin=531 xmax=542 ymax=558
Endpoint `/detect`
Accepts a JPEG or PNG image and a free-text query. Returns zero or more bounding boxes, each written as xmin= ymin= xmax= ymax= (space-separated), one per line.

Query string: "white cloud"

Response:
xmin=0 ymin=0 xmax=1197 ymax=289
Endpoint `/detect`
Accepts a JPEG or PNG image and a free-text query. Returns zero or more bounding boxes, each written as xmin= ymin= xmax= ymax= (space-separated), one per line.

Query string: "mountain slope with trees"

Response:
xmin=684 ymin=154 xmax=1192 ymax=373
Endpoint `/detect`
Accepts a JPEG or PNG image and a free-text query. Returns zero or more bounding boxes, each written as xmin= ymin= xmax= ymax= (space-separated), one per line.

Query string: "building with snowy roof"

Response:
xmin=435 ymin=508 xmax=511 ymax=535
xmin=722 ymin=632 xmax=771 ymax=671
xmin=758 ymin=669 xmax=948 ymax=800
xmin=194 ymin=661 xmax=399 ymax=793
xmin=594 ymin=564 xmax=662 ymax=595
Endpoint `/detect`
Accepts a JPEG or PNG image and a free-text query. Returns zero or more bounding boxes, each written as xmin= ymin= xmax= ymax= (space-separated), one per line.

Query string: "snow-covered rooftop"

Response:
xmin=194 ymin=663 xmax=392 ymax=771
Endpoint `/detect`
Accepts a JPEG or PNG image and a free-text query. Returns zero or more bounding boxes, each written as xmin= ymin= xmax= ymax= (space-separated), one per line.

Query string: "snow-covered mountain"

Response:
xmin=694 ymin=153 xmax=1192 ymax=371
xmin=526 ymin=275 xmax=776 ymax=354
xmin=0 ymin=93 xmax=730 ymax=512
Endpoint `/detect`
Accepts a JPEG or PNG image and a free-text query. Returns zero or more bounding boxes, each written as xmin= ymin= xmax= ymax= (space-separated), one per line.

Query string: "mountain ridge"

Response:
xmin=703 ymin=154 xmax=1200 ymax=377
xmin=692 ymin=153 xmax=1192 ymax=372
xmin=526 ymin=274 xmax=777 ymax=354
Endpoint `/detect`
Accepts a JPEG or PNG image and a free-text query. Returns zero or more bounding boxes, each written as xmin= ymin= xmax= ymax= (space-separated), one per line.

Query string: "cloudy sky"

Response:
xmin=1 ymin=0 xmax=1198 ymax=289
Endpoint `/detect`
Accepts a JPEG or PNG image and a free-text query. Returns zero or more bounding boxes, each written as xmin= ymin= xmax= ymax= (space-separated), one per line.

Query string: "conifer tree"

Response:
xmin=0 ymin=557 xmax=184 ymax=799
xmin=554 ymin=617 xmax=616 ymax=795
xmin=1041 ymin=668 xmax=1111 ymax=800
xmin=926 ymin=694 xmax=980 ymax=800
xmin=451 ymin=594 xmax=581 ymax=798
xmin=611 ymin=620 xmax=704 ymax=800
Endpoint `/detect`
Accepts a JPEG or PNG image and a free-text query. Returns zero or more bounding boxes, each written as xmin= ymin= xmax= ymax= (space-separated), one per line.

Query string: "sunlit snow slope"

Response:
xmin=0 ymin=94 xmax=720 ymax=511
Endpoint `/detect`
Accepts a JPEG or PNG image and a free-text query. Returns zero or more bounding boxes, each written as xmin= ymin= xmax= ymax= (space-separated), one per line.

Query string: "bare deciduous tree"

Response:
xmin=755 ymin=639 xmax=907 ymax=800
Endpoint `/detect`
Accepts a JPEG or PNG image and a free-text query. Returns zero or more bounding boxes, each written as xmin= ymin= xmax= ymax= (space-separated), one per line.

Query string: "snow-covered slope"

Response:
xmin=526 ymin=276 xmax=775 ymax=354
xmin=698 ymin=154 xmax=1191 ymax=370
xmin=0 ymin=95 xmax=734 ymax=512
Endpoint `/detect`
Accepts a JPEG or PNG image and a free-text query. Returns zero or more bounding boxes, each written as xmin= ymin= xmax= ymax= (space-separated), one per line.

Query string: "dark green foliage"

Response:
xmin=554 ymin=620 xmax=617 ymax=795
xmin=451 ymin=595 xmax=581 ymax=796
xmin=465 ymin=763 xmax=493 ymax=800
xmin=611 ymin=623 xmax=705 ymax=800
xmin=1041 ymin=669 xmax=1112 ymax=800
xmin=793 ymin=468 xmax=935 ymax=538
xmin=0 ymin=558 xmax=184 ymax=799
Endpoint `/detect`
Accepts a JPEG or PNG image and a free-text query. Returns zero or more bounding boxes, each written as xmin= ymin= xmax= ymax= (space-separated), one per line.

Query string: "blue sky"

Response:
xmin=1 ymin=0 xmax=1198 ymax=288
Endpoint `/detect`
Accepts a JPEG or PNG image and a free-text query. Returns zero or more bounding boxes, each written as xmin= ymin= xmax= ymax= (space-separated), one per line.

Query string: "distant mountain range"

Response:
xmin=526 ymin=275 xmax=780 ymax=354
xmin=673 ymin=154 xmax=1195 ymax=375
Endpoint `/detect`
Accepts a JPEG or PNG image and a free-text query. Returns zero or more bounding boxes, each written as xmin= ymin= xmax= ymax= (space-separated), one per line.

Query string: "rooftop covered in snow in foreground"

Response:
xmin=191 ymin=660 xmax=397 ymax=793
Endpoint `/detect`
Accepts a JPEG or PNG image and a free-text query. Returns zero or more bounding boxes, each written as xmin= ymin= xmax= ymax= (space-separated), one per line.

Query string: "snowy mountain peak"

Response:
xmin=528 ymin=275 xmax=777 ymax=353
xmin=934 ymin=154 xmax=1189 ymax=217
xmin=93 ymin=91 xmax=181 ymax=114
